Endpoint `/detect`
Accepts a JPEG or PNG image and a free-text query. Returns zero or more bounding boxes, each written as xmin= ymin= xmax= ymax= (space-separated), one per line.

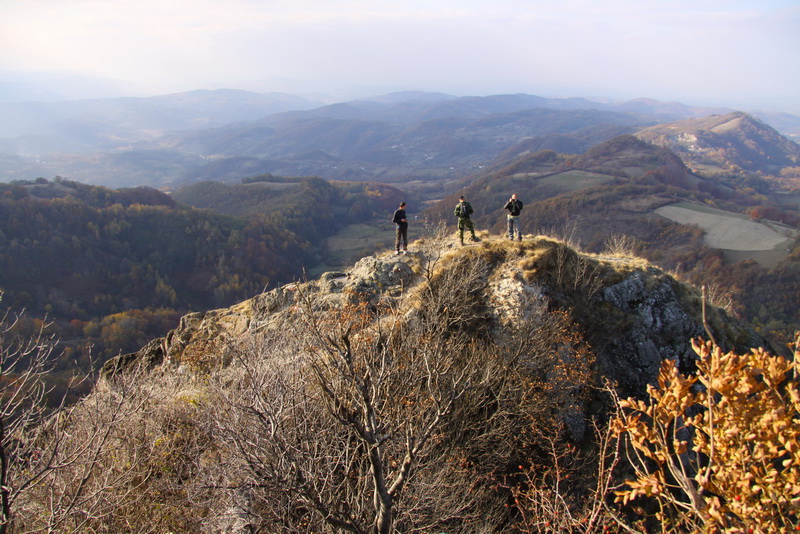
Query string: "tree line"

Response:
xmin=0 ymin=176 xmax=403 ymax=369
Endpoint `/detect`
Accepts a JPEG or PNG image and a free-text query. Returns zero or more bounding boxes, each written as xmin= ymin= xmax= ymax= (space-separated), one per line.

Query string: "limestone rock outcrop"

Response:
xmin=104 ymin=237 xmax=770 ymax=399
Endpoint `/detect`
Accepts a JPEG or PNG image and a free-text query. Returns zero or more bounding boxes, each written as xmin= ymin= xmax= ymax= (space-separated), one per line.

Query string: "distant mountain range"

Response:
xmin=1 ymin=89 xmax=798 ymax=189
xmin=3 ymin=94 xmax=800 ymax=370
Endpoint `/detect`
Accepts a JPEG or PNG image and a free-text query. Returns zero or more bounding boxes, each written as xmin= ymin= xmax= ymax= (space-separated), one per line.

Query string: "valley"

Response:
xmin=1 ymin=90 xmax=800 ymax=533
xmin=1 ymin=89 xmax=800 ymax=373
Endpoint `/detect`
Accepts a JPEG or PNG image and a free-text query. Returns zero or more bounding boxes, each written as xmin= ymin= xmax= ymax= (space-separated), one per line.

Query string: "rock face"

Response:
xmin=601 ymin=272 xmax=702 ymax=389
xmin=598 ymin=268 xmax=768 ymax=396
xmin=102 ymin=253 xmax=419 ymax=377
xmin=104 ymin=237 xmax=770 ymax=400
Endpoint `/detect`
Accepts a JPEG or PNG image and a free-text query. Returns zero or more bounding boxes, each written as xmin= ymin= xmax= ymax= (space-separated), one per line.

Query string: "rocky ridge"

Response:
xmin=103 ymin=234 xmax=769 ymax=399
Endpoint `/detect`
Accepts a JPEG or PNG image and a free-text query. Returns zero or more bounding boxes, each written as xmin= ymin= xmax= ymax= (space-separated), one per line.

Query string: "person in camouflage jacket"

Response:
xmin=454 ymin=195 xmax=478 ymax=245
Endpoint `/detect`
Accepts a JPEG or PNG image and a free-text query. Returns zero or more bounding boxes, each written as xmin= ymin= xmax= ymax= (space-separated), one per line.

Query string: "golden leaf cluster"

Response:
xmin=612 ymin=337 xmax=800 ymax=532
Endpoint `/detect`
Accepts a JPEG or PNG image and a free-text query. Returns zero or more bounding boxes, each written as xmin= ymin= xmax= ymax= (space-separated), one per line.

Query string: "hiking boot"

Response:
xmin=395 ymin=250 xmax=401 ymax=255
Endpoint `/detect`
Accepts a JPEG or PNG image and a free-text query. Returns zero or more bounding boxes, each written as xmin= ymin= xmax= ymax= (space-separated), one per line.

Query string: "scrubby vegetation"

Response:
xmin=2 ymin=234 xmax=794 ymax=533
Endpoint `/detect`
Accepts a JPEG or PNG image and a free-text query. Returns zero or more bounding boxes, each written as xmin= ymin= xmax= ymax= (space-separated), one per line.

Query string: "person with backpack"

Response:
xmin=454 ymin=195 xmax=478 ymax=245
xmin=392 ymin=201 xmax=409 ymax=254
xmin=503 ymin=193 xmax=524 ymax=241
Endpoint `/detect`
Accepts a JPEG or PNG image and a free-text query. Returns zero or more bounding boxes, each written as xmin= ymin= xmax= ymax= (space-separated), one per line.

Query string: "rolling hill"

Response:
xmin=2 ymin=89 xmax=798 ymax=189
xmin=163 ymin=106 xmax=647 ymax=186
xmin=421 ymin=133 xmax=800 ymax=348
xmin=636 ymin=111 xmax=800 ymax=176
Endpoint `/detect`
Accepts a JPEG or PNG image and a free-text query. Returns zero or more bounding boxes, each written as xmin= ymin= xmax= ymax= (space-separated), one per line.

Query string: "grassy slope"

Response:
xmin=654 ymin=201 xmax=797 ymax=267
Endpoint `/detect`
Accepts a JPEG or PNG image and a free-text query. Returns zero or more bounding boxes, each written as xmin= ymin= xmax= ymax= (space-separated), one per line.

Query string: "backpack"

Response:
xmin=457 ymin=201 xmax=473 ymax=218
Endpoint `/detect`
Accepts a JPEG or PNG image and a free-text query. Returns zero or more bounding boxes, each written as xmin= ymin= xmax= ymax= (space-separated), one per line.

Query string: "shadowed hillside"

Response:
xmin=4 ymin=232 xmax=772 ymax=532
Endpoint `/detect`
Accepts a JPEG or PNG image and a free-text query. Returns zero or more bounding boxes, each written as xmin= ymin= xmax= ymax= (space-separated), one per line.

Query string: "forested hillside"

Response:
xmin=170 ymin=174 xmax=406 ymax=240
xmin=0 ymin=176 xmax=403 ymax=371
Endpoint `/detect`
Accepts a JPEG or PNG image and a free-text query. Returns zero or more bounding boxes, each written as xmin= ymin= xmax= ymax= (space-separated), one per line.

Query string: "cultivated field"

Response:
xmin=654 ymin=202 xmax=797 ymax=267
xmin=537 ymin=170 xmax=615 ymax=193
xmin=308 ymin=222 xmax=395 ymax=276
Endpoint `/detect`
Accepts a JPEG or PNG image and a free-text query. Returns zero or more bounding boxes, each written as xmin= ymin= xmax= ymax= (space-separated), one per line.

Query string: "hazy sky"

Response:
xmin=1 ymin=0 xmax=798 ymax=111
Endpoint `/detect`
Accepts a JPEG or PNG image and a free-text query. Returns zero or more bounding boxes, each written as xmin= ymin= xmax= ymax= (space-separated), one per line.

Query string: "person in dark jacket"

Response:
xmin=392 ymin=201 xmax=408 ymax=254
xmin=454 ymin=195 xmax=478 ymax=245
xmin=503 ymin=193 xmax=523 ymax=241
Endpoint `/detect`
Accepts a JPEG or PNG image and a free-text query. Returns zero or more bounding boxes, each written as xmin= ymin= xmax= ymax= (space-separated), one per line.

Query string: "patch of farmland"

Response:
xmin=654 ymin=202 xmax=797 ymax=267
xmin=307 ymin=223 xmax=394 ymax=277
xmin=536 ymin=170 xmax=616 ymax=193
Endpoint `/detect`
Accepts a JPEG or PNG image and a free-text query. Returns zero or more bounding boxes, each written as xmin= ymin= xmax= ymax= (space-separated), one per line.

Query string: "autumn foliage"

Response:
xmin=611 ymin=337 xmax=800 ymax=532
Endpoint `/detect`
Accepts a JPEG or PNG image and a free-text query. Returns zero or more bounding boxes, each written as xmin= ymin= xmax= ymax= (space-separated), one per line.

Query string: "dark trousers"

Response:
xmin=458 ymin=218 xmax=476 ymax=243
xmin=396 ymin=226 xmax=407 ymax=251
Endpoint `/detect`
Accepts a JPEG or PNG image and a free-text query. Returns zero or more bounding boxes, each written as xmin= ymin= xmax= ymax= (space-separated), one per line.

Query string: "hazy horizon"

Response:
xmin=1 ymin=0 xmax=799 ymax=113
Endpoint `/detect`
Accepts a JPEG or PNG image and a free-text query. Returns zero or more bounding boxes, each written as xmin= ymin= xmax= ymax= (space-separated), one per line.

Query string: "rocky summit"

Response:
xmin=104 ymin=232 xmax=769 ymax=400
xmin=66 ymin=231 xmax=774 ymax=532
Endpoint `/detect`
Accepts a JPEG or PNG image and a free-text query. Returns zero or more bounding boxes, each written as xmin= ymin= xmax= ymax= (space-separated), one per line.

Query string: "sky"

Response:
xmin=1 ymin=0 xmax=799 ymax=111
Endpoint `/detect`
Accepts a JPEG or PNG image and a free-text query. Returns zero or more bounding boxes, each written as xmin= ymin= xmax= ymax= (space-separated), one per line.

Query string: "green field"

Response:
xmin=307 ymin=223 xmax=395 ymax=277
xmin=654 ymin=202 xmax=798 ymax=268
xmin=535 ymin=170 xmax=616 ymax=193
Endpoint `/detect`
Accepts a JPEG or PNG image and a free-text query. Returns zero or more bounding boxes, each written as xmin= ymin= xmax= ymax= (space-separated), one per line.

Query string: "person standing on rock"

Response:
xmin=392 ymin=201 xmax=409 ymax=254
xmin=454 ymin=195 xmax=478 ymax=245
xmin=503 ymin=193 xmax=523 ymax=241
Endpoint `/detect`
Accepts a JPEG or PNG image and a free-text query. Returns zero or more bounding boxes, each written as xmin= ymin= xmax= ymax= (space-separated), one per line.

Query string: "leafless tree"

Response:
xmin=0 ymin=294 xmax=206 ymax=532
xmin=198 ymin=247 xmax=606 ymax=533
xmin=0 ymin=302 xmax=64 ymax=533
xmin=30 ymin=361 xmax=225 ymax=533
xmin=200 ymin=252 xmax=539 ymax=533
xmin=18 ymin=365 xmax=161 ymax=532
